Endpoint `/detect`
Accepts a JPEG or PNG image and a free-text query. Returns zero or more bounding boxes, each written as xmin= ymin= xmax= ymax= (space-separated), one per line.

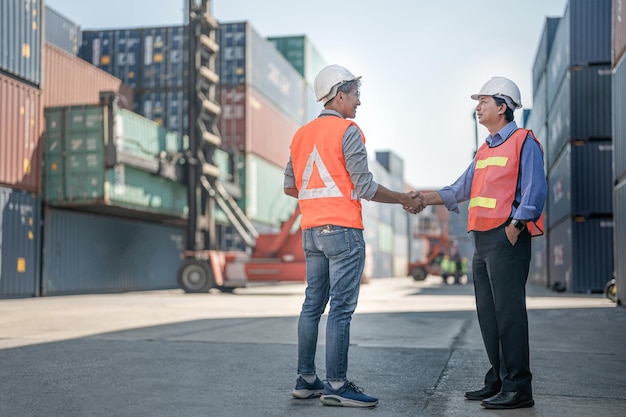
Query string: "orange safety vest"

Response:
xmin=468 ymin=128 xmax=545 ymax=236
xmin=290 ymin=116 xmax=365 ymax=230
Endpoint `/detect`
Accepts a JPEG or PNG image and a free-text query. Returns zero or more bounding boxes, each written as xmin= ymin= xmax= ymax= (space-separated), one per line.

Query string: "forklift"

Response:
xmin=176 ymin=1 xmax=305 ymax=293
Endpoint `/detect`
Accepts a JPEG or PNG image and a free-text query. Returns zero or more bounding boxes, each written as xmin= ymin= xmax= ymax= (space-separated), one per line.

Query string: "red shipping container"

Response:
xmin=0 ymin=72 xmax=43 ymax=193
xmin=43 ymin=43 xmax=134 ymax=109
xmin=614 ymin=0 xmax=626 ymax=67
xmin=219 ymin=85 xmax=300 ymax=168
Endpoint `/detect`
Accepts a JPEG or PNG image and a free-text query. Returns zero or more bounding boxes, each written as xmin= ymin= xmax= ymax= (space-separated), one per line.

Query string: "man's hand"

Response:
xmin=402 ymin=191 xmax=425 ymax=214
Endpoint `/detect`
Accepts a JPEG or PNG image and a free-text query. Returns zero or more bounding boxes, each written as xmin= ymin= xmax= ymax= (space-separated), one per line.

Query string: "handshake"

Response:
xmin=402 ymin=191 xmax=426 ymax=214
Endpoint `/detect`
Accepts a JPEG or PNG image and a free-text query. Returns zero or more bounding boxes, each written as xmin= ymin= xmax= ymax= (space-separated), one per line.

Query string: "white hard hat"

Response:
xmin=314 ymin=64 xmax=361 ymax=104
xmin=471 ymin=76 xmax=522 ymax=109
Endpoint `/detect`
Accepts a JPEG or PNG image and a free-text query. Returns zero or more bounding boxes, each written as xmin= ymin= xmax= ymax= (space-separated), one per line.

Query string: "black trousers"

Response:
xmin=472 ymin=223 xmax=532 ymax=393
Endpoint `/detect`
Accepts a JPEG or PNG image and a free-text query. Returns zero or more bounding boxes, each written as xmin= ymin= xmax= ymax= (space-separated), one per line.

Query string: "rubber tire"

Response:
xmin=177 ymin=259 xmax=215 ymax=293
xmin=411 ymin=267 xmax=428 ymax=281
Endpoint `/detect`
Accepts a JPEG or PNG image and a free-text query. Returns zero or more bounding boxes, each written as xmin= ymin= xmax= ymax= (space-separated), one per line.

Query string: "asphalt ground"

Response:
xmin=1 ymin=276 xmax=625 ymax=417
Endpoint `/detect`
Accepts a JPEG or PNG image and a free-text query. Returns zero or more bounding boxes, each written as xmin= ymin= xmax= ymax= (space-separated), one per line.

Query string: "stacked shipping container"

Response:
xmin=612 ymin=0 xmax=626 ymax=304
xmin=528 ymin=0 xmax=615 ymax=293
xmin=0 ymin=0 xmax=44 ymax=297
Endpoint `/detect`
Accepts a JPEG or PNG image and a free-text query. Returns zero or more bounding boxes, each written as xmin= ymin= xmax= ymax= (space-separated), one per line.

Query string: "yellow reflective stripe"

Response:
xmin=475 ymin=156 xmax=508 ymax=169
xmin=469 ymin=197 xmax=497 ymax=209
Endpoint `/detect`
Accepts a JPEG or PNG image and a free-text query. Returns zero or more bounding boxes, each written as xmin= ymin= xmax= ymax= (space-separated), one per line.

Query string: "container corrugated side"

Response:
xmin=219 ymin=85 xmax=299 ymax=168
xmin=79 ymin=29 xmax=141 ymax=88
xmin=44 ymin=5 xmax=81 ymax=55
xmin=613 ymin=0 xmax=626 ymax=67
xmin=548 ymin=216 xmax=614 ymax=293
xmin=546 ymin=0 xmax=612 ymax=107
xmin=528 ymin=233 xmax=548 ymax=287
xmin=267 ymin=35 xmax=327 ymax=88
xmin=41 ymin=207 xmax=184 ymax=295
xmin=0 ymin=72 xmax=43 ymax=193
xmin=0 ymin=0 xmax=43 ymax=86
xmin=134 ymin=88 xmax=189 ymax=139
xmin=140 ymin=26 xmax=188 ymax=89
xmin=218 ymin=22 xmax=306 ymax=124
xmin=613 ymin=53 xmax=626 ymax=183
xmin=547 ymin=65 xmax=612 ymax=168
xmin=532 ymin=17 xmax=561 ymax=93
xmin=43 ymin=42 xmax=134 ymax=110
xmin=614 ymin=179 xmax=626 ymax=304
xmin=0 ymin=186 xmax=41 ymax=298
xmin=243 ymin=153 xmax=297 ymax=228
xmin=547 ymin=140 xmax=613 ymax=228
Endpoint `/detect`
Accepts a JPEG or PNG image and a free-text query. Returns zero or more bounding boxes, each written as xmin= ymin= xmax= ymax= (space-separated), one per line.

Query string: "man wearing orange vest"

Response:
xmin=419 ymin=77 xmax=546 ymax=410
xmin=284 ymin=64 xmax=424 ymax=408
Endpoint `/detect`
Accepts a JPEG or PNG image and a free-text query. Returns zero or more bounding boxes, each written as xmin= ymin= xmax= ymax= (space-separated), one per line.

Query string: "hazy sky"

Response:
xmin=46 ymin=0 xmax=568 ymax=189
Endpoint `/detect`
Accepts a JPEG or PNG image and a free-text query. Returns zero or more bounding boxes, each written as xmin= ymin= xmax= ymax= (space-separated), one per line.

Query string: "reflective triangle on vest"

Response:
xmin=298 ymin=144 xmax=343 ymax=200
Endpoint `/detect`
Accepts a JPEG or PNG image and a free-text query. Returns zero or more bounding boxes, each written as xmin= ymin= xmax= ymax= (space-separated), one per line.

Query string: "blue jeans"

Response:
xmin=297 ymin=225 xmax=365 ymax=382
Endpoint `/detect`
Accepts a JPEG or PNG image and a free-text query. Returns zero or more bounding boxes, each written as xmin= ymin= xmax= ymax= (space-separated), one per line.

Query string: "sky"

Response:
xmin=46 ymin=0 xmax=569 ymax=189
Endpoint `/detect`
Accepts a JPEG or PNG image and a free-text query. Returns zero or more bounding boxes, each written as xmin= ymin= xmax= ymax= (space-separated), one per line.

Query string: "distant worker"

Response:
xmin=416 ymin=77 xmax=546 ymax=409
xmin=284 ymin=64 xmax=424 ymax=408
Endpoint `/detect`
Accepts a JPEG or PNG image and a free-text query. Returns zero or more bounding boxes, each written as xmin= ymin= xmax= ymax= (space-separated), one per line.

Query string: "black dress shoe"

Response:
xmin=481 ymin=391 xmax=534 ymax=409
xmin=464 ymin=386 xmax=501 ymax=401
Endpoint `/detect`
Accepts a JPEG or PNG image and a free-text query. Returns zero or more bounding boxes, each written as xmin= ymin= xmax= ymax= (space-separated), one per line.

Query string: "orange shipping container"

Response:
xmin=43 ymin=42 xmax=134 ymax=109
xmin=0 ymin=72 xmax=43 ymax=193
xmin=219 ymin=85 xmax=300 ymax=168
xmin=614 ymin=0 xmax=626 ymax=67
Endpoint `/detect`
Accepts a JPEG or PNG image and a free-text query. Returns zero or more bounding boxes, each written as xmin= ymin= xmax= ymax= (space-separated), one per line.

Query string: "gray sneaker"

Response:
xmin=320 ymin=380 xmax=379 ymax=408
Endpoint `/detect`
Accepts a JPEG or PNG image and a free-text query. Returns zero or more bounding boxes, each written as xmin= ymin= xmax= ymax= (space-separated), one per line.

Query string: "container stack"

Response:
xmin=527 ymin=0 xmax=614 ymax=293
xmin=79 ymin=26 xmax=189 ymax=139
xmin=217 ymin=22 xmax=306 ymax=237
xmin=612 ymin=0 xmax=626 ymax=303
xmin=0 ymin=0 xmax=44 ymax=298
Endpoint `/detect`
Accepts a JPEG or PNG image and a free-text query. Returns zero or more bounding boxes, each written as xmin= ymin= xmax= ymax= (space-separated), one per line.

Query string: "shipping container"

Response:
xmin=305 ymin=84 xmax=320 ymax=123
xmin=613 ymin=179 xmax=626 ymax=304
xmin=218 ymin=21 xmax=306 ymax=124
xmin=243 ymin=153 xmax=297 ymax=227
xmin=43 ymin=105 xmax=187 ymax=219
xmin=44 ymin=5 xmax=81 ymax=55
xmin=79 ymin=29 xmax=142 ymax=88
xmin=547 ymin=140 xmax=613 ymax=228
xmin=134 ymin=89 xmax=189 ymax=138
xmin=546 ymin=0 xmax=611 ymax=107
xmin=266 ymin=35 xmax=327 ymax=88
xmin=548 ymin=216 xmax=614 ymax=293
xmin=41 ymin=208 xmax=184 ymax=295
xmin=219 ymin=85 xmax=300 ymax=168
xmin=532 ymin=17 xmax=561 ymax=93
xmin=43 ymin=42 xmax=134 ymax=109
xmin=613 ymin=0 xmax=626 ymax=66
xmin=0 ymin=72 xmax=43 ymax=193
xmin=0 ymin=186 xmax=41 ymax=298
xmin=613 ymin=53 xmax=626 ymax=183
xmin=528 ymin=233 xmax=548 ymax=287
xmin=0 ymin=0 xmax=43 ymax=85
xmin=140 ymin=26 xmax=188 ymax=89
xmin=547 ymin=65 xmax=612 ymax=168
xmin=527 ymin=74 xmax=548 ymax=133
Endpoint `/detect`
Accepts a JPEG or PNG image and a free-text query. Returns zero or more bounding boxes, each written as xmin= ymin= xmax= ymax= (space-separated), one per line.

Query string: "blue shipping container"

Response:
xmin=546 ymin=0 xmax=612 ymax=107
xmin=532 ymin=17 xmax=561 ymax=93
xmin=0 ymin=0 xmax=43 ymax=86
xmin=547 ymin=140 xmax=613 ymax=228
xmin=613 ymin=53 xmax=626 ymax=183
xmin=42 ymin=208 xmax=184 ymax=295
xmin=80 ymin=29 xmax=141 ymax=88
xmin=547 ymin=65 xmax=612 ymax=168
xmin=0 ymin=186 xmax=41 ymax=298
xmin=44 ymin=5 xmax=81 ymax=55
xmin=614 ymin=179 xmax=626 ymax=304
xmin=548 ymin=216 xmax=614 ymax=293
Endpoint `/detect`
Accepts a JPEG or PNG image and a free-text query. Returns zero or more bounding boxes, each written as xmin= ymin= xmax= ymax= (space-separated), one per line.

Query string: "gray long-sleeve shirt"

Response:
xmin=283 ymin=110 xmax=379 ymax=201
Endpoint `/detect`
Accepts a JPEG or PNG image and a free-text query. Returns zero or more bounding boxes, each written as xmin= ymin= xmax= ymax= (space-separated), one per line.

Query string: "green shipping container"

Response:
xmin=43 ymin=105 xmax=187 ymax=219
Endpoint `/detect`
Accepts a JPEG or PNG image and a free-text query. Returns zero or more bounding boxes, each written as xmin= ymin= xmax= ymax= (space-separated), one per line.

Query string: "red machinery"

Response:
xmin=176 ymin=206 xmax=306 ymax=293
